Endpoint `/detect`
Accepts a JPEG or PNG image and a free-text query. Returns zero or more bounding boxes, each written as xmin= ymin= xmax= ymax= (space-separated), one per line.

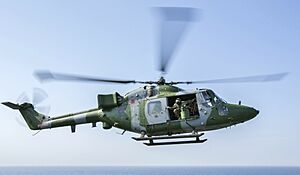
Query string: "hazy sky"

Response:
xmin=0 ymin=0 xmax=299 ymax=166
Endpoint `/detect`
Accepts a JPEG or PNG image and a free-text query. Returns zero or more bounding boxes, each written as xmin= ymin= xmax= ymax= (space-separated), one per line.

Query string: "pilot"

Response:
xmin=146 ymin=86 xmax=154 ymax=97
xmin=167 ymin=98 xmax=182 ymax=119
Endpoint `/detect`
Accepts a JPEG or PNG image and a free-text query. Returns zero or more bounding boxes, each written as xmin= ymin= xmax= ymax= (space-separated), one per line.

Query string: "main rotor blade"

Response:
xmin=171 ymin=72 xmax=289 ymax=85
xmin=156 ymin=7 xmax=200 ymax=74
xmin=34 ymin=70 xmax=147 ymax=84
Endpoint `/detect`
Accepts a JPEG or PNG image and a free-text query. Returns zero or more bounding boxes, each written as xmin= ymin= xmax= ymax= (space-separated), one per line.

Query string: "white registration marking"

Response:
xmin=39 ymin=121 xmax=51 ymax=129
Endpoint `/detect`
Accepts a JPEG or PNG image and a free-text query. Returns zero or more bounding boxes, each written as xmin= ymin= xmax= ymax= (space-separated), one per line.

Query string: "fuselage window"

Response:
xmin=148 ymin=101 xmax=162 ymax=118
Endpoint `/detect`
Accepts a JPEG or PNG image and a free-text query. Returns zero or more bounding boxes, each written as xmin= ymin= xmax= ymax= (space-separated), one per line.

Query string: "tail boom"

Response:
xmin=2 ymin=102 xmax=111 ymax=131
xmin=38 ymin=108 xmax=108 ymax=130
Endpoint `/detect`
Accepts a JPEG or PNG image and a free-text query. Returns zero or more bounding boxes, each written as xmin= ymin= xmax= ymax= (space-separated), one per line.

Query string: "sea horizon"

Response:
xmin=1 ymin=165 xmax=300 ymax=167
xmin=0 ymin=166 xmax=299 ymax=175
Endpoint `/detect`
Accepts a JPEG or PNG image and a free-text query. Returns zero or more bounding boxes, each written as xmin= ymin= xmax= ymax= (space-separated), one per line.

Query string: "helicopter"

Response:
xmin=2 ymin=7 xmax=287 ymax=146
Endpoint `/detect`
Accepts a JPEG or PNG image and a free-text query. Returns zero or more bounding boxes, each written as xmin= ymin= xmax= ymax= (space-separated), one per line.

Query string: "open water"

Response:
xmin=0 ymin=167 xmax=299 ymax=175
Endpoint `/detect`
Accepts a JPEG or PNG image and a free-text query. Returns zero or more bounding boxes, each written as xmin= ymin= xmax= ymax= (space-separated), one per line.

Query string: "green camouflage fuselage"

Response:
xmin=3 ymin=85 xmax=259 ymax=137
xmin=100 ymin=85 xmax=258 ymax=136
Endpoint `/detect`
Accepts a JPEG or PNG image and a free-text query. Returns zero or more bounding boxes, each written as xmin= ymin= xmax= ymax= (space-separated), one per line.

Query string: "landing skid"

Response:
xmin=132 ymin=133 xmax=207 ymax=146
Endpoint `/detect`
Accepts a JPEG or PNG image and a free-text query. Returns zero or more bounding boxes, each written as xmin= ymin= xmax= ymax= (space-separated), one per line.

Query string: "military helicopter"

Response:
xmin=2 ymin=7 xmax=287 ymax=146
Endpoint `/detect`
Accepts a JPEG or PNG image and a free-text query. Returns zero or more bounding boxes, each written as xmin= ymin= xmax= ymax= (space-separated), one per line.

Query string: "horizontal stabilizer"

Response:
xmin=2 ymin=102 xmax=20 ymax=110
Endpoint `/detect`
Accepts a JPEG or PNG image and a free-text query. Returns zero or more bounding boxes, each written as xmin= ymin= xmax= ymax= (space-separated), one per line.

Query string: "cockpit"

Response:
xmin=199 ymin=89 xmax=226 ymax=107
xmin=199 ymin=89 xmax=228 ymax=116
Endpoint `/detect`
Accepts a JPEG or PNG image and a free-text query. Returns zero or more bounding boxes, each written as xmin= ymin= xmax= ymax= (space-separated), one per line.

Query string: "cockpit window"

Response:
xmin=201 ymin=90 xmax=226 ymax=107
xmin=202 ymin=91 xmax=211 ymax=101
xmin=201 ymin=91 xmax=213 ymax=107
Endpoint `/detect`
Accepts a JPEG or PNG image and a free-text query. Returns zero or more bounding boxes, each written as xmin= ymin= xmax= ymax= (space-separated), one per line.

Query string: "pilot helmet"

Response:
xmin=175 ymin=98 xmax=181 ymax=104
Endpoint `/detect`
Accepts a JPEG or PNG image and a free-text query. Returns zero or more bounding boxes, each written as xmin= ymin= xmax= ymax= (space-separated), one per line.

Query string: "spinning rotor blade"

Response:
xmin=32 ymin=88 xmax=48 ymax=105
xmin=35 ymin=70 xmax=148 ymax=84
xmin=171 ymin=72 xmax=289 ymax=85
xmin=15 ymin=88 xmax=50 ymax=127
xmin=16 ymin=92 xmax=29 ymax=104
xmin=156 ymin=7 xmax=200 ymax=74
xmin=15 ymin=116 xmax=27 ymax=127
xmin=35 ymin=106 xmax=51 ymax=115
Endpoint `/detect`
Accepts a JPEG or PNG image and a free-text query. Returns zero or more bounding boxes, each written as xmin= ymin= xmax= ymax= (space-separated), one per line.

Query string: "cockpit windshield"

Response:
xmin=201 ymin=90 xmax=226 ymax=107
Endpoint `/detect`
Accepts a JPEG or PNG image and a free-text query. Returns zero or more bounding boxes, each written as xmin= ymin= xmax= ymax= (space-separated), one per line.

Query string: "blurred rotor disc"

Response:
xmin=15 ymin=88 xmax=50 ymax=127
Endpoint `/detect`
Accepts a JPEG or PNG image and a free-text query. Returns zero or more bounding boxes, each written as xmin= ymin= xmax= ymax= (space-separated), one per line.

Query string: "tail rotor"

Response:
xmin=15 ymin=88 xmax=50 ymax=127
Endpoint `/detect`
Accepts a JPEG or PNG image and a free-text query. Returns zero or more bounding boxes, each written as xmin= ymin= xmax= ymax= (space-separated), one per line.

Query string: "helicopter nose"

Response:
xmin=245 ymin=107 xmax=259 ymax=120
xmin=255 ymin=109 xmax=259 ymax=115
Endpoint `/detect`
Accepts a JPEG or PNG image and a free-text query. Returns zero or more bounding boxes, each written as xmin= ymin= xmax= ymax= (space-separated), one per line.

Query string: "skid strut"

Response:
xmin=132 ymin=133 xmax=207 ymax=146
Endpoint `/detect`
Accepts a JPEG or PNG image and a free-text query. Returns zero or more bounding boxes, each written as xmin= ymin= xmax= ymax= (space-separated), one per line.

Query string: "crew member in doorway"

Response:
xmin=167 ymin=98 xmax=182 ymax=119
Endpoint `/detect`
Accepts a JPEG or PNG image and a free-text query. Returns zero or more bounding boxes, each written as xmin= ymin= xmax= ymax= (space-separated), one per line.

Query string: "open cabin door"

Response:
xmin=145 ymin=98 xmax=169 ymax=125
xmin=166 ymin=93 xmax=200 ymax=120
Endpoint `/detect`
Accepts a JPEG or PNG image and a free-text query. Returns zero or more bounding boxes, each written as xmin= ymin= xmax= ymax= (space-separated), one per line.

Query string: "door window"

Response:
xmin=148 ymin=101 xmax=162 ymax=118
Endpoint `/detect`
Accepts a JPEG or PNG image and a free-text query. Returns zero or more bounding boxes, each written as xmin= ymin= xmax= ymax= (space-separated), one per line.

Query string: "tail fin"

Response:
xmin=2 ymin=102 xmax=47 ymax=130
